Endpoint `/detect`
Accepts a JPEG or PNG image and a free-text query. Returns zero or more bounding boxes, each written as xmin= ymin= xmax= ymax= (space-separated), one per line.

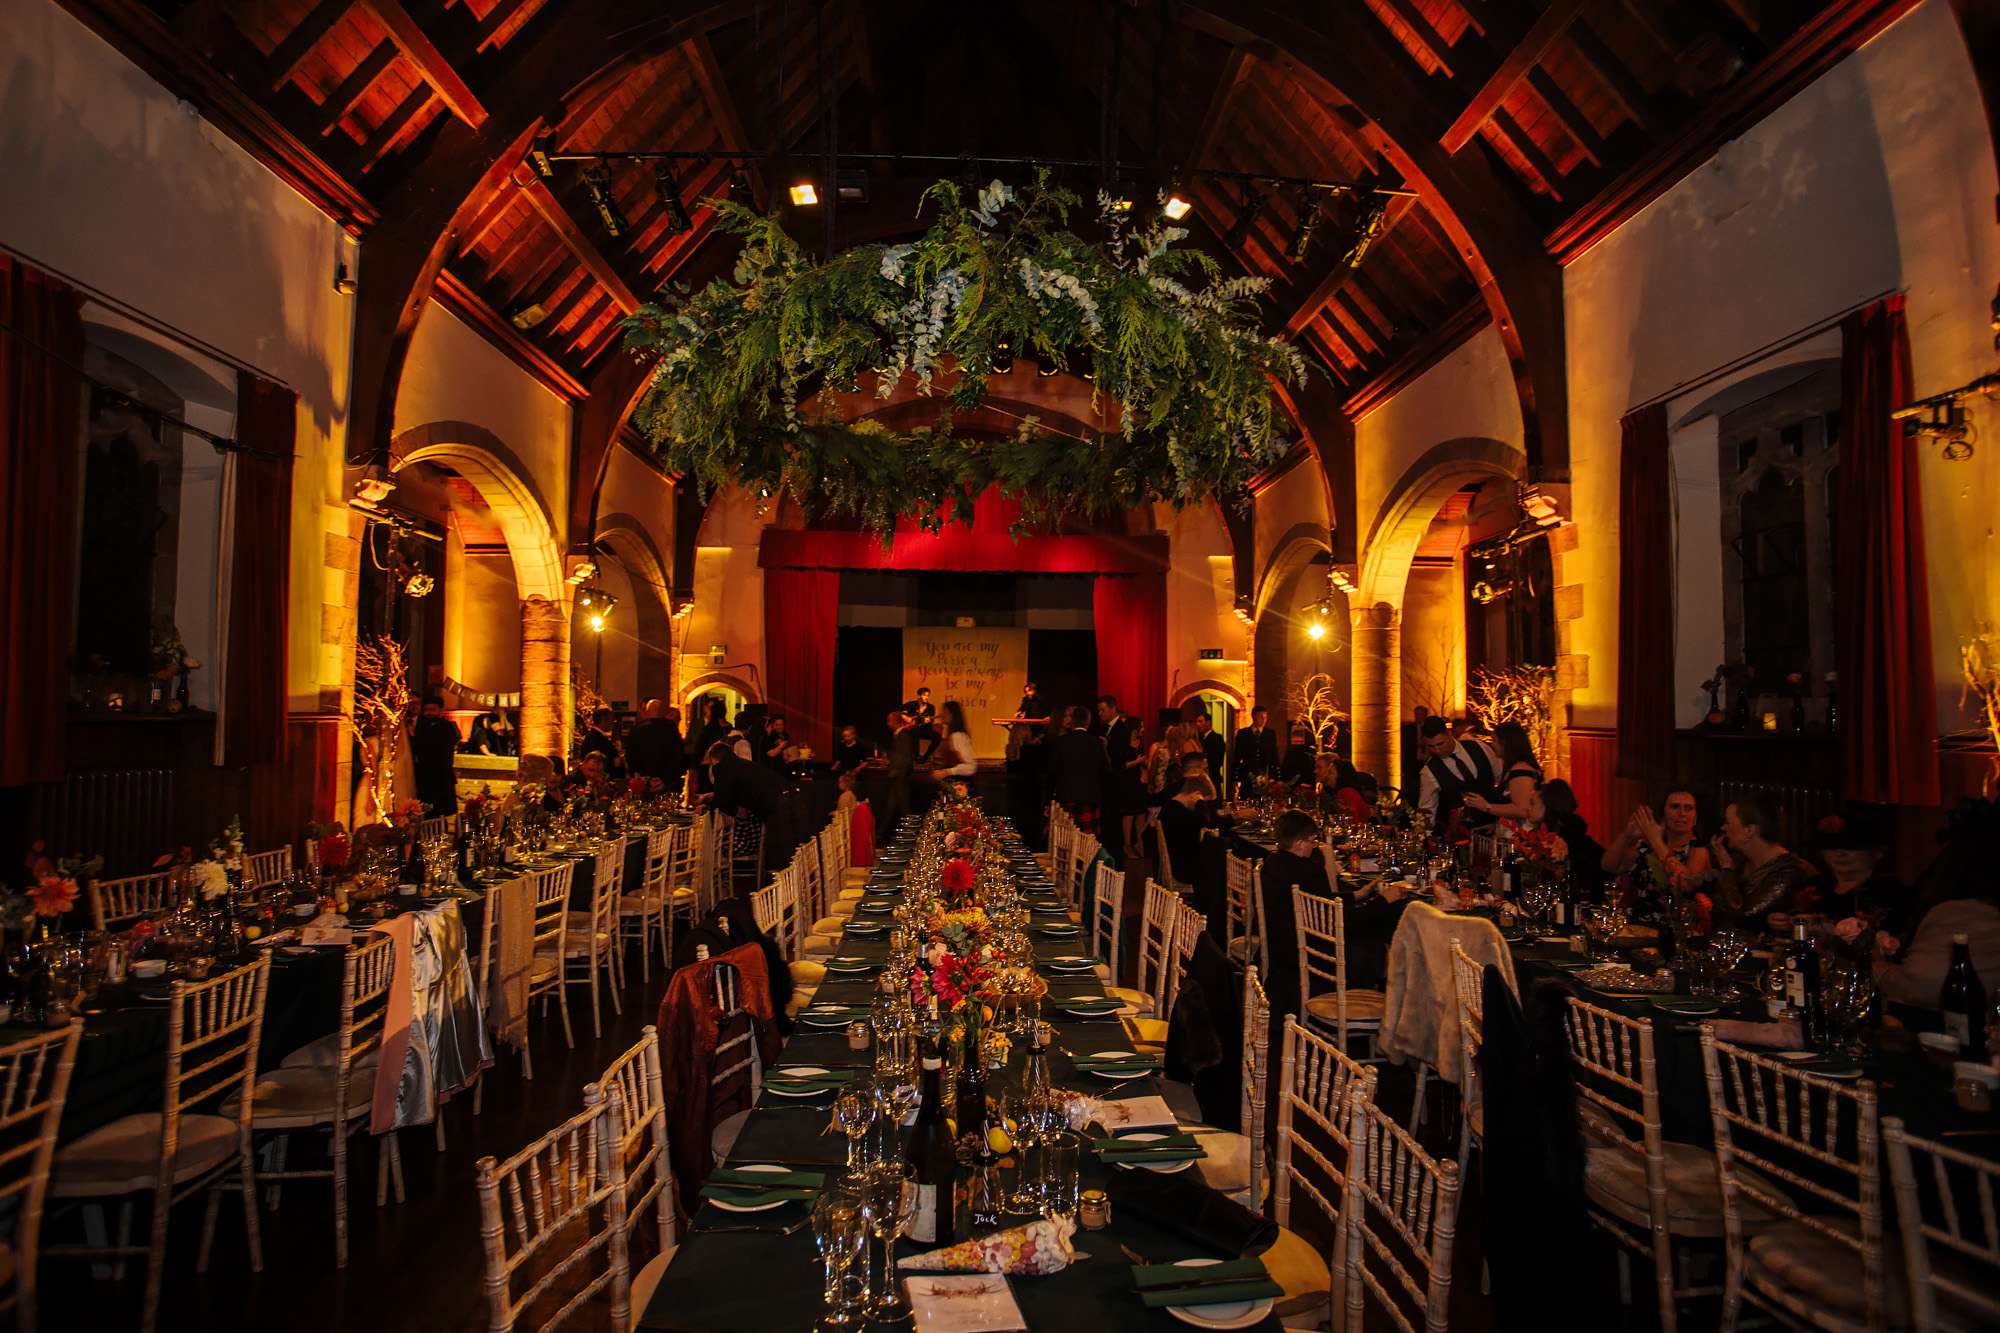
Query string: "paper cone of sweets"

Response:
xmin=897 ymin=1216 xmax=1076 ymax=1275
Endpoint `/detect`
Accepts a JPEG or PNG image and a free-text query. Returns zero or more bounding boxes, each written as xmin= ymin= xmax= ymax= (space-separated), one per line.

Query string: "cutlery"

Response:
xmin=698 ymin=1218 xmax=810 ymax=1236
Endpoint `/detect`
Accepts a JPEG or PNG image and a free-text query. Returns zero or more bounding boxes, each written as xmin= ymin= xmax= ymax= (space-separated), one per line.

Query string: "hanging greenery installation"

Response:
xmin=620 ymin=177 xmax=1306 ymax=535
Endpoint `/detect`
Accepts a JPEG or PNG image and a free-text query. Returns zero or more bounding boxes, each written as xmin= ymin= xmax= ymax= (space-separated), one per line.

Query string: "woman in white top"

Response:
xmin=934 ymin=700 xmax=979 ymax=776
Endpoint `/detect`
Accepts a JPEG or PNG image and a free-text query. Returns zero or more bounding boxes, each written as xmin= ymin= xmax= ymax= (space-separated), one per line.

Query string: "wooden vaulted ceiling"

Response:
xmin=62 ymin=0 xmax=1918 ymax=411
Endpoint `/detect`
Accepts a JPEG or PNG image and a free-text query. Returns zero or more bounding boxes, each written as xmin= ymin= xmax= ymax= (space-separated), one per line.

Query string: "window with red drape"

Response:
xmin=763 ymin=567 xmax=841 ymax=756
xmin=0 ymin=256 xmax=83 ymax=787
xmin=1616 ymin=402 xmax=1675 ymax=785
xmin=224 ymin=371 xmax=296 ymax=768
xmin=1837 ymin=296 xmax=1938 ymax=806
xmin=1093 ymin=573 xmax=1165 ymax=730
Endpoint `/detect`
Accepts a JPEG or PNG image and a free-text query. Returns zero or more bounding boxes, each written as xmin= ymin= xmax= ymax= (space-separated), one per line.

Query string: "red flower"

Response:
xmin=30 ymin=876 xmax=77 ymax=918
xmin=940 ymin=858 xmax=976 ymax=897
xmin=317 ymin=833 xmax=350 ymax=869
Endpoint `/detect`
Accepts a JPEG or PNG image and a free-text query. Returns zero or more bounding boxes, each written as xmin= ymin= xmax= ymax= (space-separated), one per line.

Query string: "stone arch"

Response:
xmin=1252 ymin=525 xmax=1340 ymax=719
xmin=391 ymin=423 xmax=566 ymax=604
xmin=1358 ymin=438 xmax=1527 ymax=609
xmin=681 ymin=670 xmax=762 ymax=711
xmin=1169 ymin=679 xmax=1249 ymax=712
xmin=593 ymin=512 xmax=674 ymax=703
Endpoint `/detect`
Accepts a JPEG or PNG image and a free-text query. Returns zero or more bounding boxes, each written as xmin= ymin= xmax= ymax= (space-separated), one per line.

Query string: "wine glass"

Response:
xmin=1821 ymin=964 xmax=1877 ymax=1057
xmin=1520 ymin=877 xmax=1558 ymax=935
xmin=859 ymin=1165 xmax=916 ymax=1323
xmin=832 ymin=1084 xmax=873 ymax=1175
xmin=812 ymin=1186 xmax=868 ymax=1329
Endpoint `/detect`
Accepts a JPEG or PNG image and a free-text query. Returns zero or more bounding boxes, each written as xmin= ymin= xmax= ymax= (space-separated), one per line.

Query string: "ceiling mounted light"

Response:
xmin=1288 ymin=190 xmax=1320 ymax=265
xmin=789 ymin=181 xmax=820 ymax=207
xmin=1162 ymin=194 xmax=1193 ymax=221
xmin=1343 ymin=198 xmax=1389 ymax=270
xmin=1227 ymin=185 xmax=1267 ymax=250
xmin=510 ymin=303 xmax=549 ymax=331
xmin=582 ymin=165 xmax=626 ymax=238
xmin=654 ymin=163 xmax=692 ymax=235
xmin=728 ymin=171 xmax=756 ymax=207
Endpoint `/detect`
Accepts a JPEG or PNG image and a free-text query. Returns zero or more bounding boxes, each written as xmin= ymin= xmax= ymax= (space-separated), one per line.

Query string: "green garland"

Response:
xmin=620 ymin=178 xmax=1306 ymax=536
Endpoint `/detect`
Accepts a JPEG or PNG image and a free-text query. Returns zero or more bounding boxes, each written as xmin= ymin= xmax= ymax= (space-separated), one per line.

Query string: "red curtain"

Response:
xmin=224 ymin=372 xmax=296 ymax=768
xmin=759 ymin=489 xmax=1167 ymax=575
xmin=1094 ymin=573 xmax=1165 ymax=729
xmin=0 ymin=256 xmax=83 ymax=787
xmin=1837 ymin=296 xmax=1939 ymax=805
xmin=1616 ymin=402 xmax=1675 ymax=785
xmin=763 ymin=567 xmax=841 ymax=756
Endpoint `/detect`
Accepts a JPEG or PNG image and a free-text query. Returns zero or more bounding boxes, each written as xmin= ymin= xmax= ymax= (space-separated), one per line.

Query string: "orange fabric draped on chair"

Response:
xmin=656 ymin=943 xmax=782 ymax=1205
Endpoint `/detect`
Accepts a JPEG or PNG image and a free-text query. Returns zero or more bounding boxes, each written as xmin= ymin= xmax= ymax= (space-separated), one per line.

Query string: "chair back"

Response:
xmin=0 ymin=1021 xmax=81 ymax=1322
xmin=89 ymin=871 xmax=175 ymax=932
xmin=1161 ymin=898 xmax=1205 ymax=1017
xmin=1224 ymin=852 xmax=1257 ymax=958
xmin=749 ymin=877 xmax=789 ymax=957
xmin=1089 ymin=866 xmax=1125 ymax=989
xmin=1132 ymin=879 xmax=1180 ymax=1012
xmin=1274 ymin=1015 xmax=1379 ymax=1236
xmin=1240 ymin=968 xmax=1270 ymax=1209
xmin=1699 ymin=1027 xmax=1885 ymax=1331
xmin=595 ymin=1027 xmax=675 ymax=1253
xmin=529 ymin=863 xmax=575 ymax=963
xmin=1449 ymin=941 xmax=1487 ymax=1160
xmin=1294 ymin=889 xmax=1358 ymax=1050
xmin=1341 ymin=1096 xmax=1462 ymax=1333
xmin=332 ymin=935 xmax=398 ymax=1118
xmin=797 ymin=840 xmax=826 ymax=920
xmin=168 ymin=957 xmax=272 ymax=1145
xmin=1563 ymin=995 xmax=1671 ymax=1256
xmin=1883 ymin=1116 xmax=2000 ymax=1332
xmin=1153 ymin=825 xmax=1179 ymax=894
xmin=664 ymin=821 xmax=698 ymax=901
xmin=1065 ymin=837 xmax=1097 ymax=917
xmin=473 ymin=1086 xmax=631 ymax=1331
xmin=1048 ymin=814 xmax=1074 ymax=893
xmin=709 ymin=962 xmax=760 ymax=1101
xmin=642 ymin=827 xmax=671 ymax=900
xmin=245 ymin=846 xmax=293 ymax=889
xmin=418 ymin=814 xmax=451 ymax=843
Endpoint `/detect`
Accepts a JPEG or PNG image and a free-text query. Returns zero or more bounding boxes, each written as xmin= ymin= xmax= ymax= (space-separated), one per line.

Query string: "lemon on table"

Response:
xmin=243 ymin=924 xmax=263 ymax=941
xmin=987 ymin=1125 xmax=1013 ymax=1155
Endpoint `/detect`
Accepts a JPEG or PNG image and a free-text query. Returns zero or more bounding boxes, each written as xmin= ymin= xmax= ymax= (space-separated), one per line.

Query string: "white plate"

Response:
xmin=1045 ymin=956 xmax=1095 ymax=970
xmin=1109 ymin=1130 xmax=1194 ymax=1175
xmin=708 ymin=1163 xmax=794 ymax=1213
xmin=765 ymin=1066 xmax=836 ymax=1098
xmin=1087 ymin=1050 xmax=1152 ymax=1082
xmin=801 ymin=1008 xmax=857 ymax=1028
xmin=1161 ymin=1258 xmax=1275 ymax=1329
xmin=825 ymin=957 xmax=875 ymax=972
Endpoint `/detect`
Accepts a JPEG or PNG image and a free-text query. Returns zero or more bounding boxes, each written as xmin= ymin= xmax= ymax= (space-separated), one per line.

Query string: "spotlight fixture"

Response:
xmin=403 ymin=572 xmax=436 ymax=599
xmin=1162 ymin=179 xmax=1193 ymax=221
xmin=510 ymin=303 xmax=549 ymax=331
xmin=352 ymin=467 xmax=396 ymax=505
xmin=654 ymin=163 xmax=692 ymax=235
xmin=1227 ymin=186 xmax=1267 ymax=250
xmin=576 ymin=585 xmax=617 ymax=631
xmin=991 ymin=337 xmax=1014 ymax=374
xmin=1305 ymin=619 xmax=1328 ymax=642
xmin=1343 ymin=198 xmax=1389 ymax=270
xmin=1288 ymin=191 xmax=1320 ymax=265
xmin=581 ymin=165 xmax=626 ymax=238
xmin=1905 ymin=404 xmax=1977 ymax=460
xmin=789 ymin=181 xmax=820 ymax=207
xmin=729 ymin=171 xmax=756 ymax=207
xmin=528 ymin=136 xmax=555 ymax=178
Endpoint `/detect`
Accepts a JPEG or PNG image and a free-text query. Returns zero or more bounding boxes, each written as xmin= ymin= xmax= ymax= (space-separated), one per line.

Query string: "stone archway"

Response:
xmin=1252 ymin=527 xmax=1340 ymax=733
xmin=391 ymin=423 xmax=571 ymax=759
xmin=594 ymin=514 xmax=674 ymax=704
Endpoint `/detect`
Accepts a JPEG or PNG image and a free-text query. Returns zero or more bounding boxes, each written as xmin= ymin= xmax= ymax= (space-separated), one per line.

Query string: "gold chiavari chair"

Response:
xmin=560 ymin=847 xmax=623 ymax=1039
xmin=244 ymin=846 xmax=292 ymax=890
xmin=1700 ymin=1026 xmax=1888 ymax=1332
xmin=1038 ymin=803 xmax=1072 ymax=881
xmin=816 ymin=826 xmax=859 ymax=919
xmin=594 ymin=1027 xmax=676 ymax=1331
xmin=0 ymin=1021 xmax=81 ymax=1333
xmin=526 ymin=862 xmax=577 ymax=1061
xmin=1088 ymin=865 xmax=1126 ymax=990
xmin=1340 ymin=1096 xmax=1462 ymax=1333
xmin=88 ymin=871 xmax=176 ymax=933
xmin=662 ymin=820 xmax=702 ymax=926
xmin=230 ymin=935 xmax=399 ymax=1265
xmin=473 ymin=1085 xmax=631 ymax=1332
xmin=800 ymin=847 xmax=842 ymax=957
xmin=1295 ymin=890 xmax=1384 ymax=1056
xmin=1106 ymin=878 xmax=1176 ymax=1021
xmin=49 ymin=957 xmax=270 ymax=1333
xmin=616 ymin=827 xmax=673 ymax=984
xmin=1223 ymin=851 xmax=1258 ymax=965
xmin=1883 ymin=1115 xmax=2000 ymax=1333
xmin=1063 ymin=835 xmax=1095 ymax=924
xmin=1271 ymin=1015 xmax=1380 ymax=1329
xmin=1159 ymin=897 xmax=1206 ymax=1018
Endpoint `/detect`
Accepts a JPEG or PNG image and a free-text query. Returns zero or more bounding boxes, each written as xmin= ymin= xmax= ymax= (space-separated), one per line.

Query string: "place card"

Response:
xmin=1091 ymin=1095 xmax=1177 ymax=1131
xmin=906 ymin=1274 xmax=1028 ymax=1333
xmin=301 ymin=926 xmax=354 ymax=947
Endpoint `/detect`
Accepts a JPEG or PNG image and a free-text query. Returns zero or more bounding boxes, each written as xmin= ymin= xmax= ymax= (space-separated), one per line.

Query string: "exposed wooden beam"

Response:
xmin=363 ymin=0 xmax=488 ymax=128
xmin=516 ymin=172 xmax=642 ymax=314
xmin=1486 ymin=105 xmax=1566 ymax=199
xmin=1341 ymin=298 xmax=1490 ymax=418
xmin=268 ymin=0 xmax=356 ymax=89
xmin=1187 ymin=47 xmax=1252 ymax=167
xmin=684 ymin=34 xmax=765 ymax=207
xmin=454 ymin=186 xmax=519 ymax=258
xmin=842 ymin=0 xmax=889 ymax=152
xmin=358 ymin=85 xmax=433 ymax=170
xmin=318 ymin=40 xmax=397 ymax=137
xmin=1374 ymin=0 xmax=1459 ymax=77
xmin=1566 ymin=21 xmax=1663 ymax=130
xmin=1441 ymin=0 xmax=1593 ymax=153
xmin=1278 ymin=194 xmax=1417 ymax=337
xmin=1525 ymin=66 xmax=1609 ymax=165
xmin=473 ymin=0 xmax=532 ymax=51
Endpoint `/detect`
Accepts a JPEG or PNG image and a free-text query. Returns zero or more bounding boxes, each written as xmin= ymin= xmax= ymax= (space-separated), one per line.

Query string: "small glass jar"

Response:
xmin=1078 ymin=1189 xmax=1110 ymax=1230
xmin=846 ymin=1021 xmax=870 ymax=1053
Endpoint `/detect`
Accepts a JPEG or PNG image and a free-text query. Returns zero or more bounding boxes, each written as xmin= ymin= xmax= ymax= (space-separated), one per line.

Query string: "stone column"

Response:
xmin=1350 ymin=602 xmax=1402 ymax=787
xmin=520 ymin=595 xmax=571 ymax=760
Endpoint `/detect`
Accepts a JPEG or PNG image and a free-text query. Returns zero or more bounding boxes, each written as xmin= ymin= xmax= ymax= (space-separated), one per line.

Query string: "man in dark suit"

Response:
xmin=1049 ymin=706 xmax=1105 ymax=830
xmin=1399 ymin=705 xmax=1429 ymax=802
xmin=703 ymin=742 xmax=783 ymax=824
xmin=1016 ymin=681 xmax=1050 ymax=719
xmin=1230 ymin=705 xmax=1279 ymax=797
xmin=410 ymin=696 xmax=462 ymax=816
xmin=1193 ymin=712 xmax=1227 ymax=791
xmin=880 ymin=710 xmax=918 ymax=834
xmin=625 ymin=699 xmax=686 ymax=794
xmin=1097 ymin=694 xmax=1138 ymax=860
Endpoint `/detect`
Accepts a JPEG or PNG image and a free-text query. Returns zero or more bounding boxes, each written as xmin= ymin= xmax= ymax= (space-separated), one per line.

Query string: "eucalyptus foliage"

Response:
xmin=621 ymin=177 xmax=1306 ymax=535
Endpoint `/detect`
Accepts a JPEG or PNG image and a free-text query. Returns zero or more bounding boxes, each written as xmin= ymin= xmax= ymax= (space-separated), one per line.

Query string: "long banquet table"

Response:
xmin=640 ymin=819 xmax=1285 ymax=1332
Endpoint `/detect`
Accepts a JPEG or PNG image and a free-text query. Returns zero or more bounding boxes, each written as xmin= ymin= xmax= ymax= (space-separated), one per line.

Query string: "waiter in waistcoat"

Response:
xmin=1415 ymin=715 xmax=1503 ymax=837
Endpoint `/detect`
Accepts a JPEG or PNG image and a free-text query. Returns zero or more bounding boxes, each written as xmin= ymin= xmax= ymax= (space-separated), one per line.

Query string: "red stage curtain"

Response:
xmin=764 ymin=567 xmax=841 ymax=756
xmin=225 ymin=371 xmax=296 ymax=768
xmin=759 ymin=490 xmax=1167 ymax=574
xmin=1094 ymin=573 xmax=1165 ymax=729
xmin=0 ymin=256 xmax=83 ymax=787
xmin=1616 ymin=402 xmax=1675 ymax=785
xmin=1837 ymin=296 xmax=1939 ymax=805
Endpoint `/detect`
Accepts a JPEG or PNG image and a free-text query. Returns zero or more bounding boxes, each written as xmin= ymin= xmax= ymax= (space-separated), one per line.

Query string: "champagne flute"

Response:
xmin=833 ymin=1085 xmax=872 ymax=1175
xmin=860 ymin=1165 xmax=916 ymax=1322
xmin=812 ymin=1189 xmax=867 ymax=1329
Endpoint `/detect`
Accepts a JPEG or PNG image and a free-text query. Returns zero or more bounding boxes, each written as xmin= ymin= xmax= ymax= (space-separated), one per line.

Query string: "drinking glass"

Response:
xmin=812 ymin=1187 xmax=868 ymax=1329
xmin=833 ymin=1084 xmax=873 ymax=1175
xmin=1820 ymin=964 xmax=1877 ymax=1057
xmin=860 ymin=1166 xmax=916 ymax=1323
xmin=1040 ymin=1130 xmax=1081 ymax=1220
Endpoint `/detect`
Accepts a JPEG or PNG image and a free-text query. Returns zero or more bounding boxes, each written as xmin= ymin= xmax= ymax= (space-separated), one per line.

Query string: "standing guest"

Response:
xmin=830 ymin=724 xmax=871 ymax=776
xmin=1143 ymin=724 xmax=1186 ymax=832
xmin=701 ymin=741 xmax=783 ymax=825
xmin=1017 ymin=681 xmax=1050 ymax=719
xmin=579 ymin=707 xmax=623 ymax=775
xmin=909 ymin=687 xmax=938 ymax=763
xmin=410 ymin=696 xmax=462 ymax=816
xmin=1158 ymin=773 xmax=1224 ymax=889
xmin=1601 ymin=790 xmax=1714 ymax=894
xmin=625 ymin=699 xmax=687 ymax=793
xmin=1536 ymin=779 xmax=1606 ymax=899
xmin=880 ymin=710 xmax=918 ymax=833
xmin=1193 ymin=712 xmax=1228 ymax=793
xmin=1230 ymin=706 xmax=1279 ymax=797
xmin=1004 ymin=722 xmax=1046 ymax=838
xmin=1097 ymin=695 xmax=1140 ymax=860
xmin=1415 ymin=715 xmax=1502 ymax=834
xmin=761 ymin=716 xmax=793 ymax=769
xmin=1050 ymin=706 xmax=1106 ymax=836
xmin=1709 ymin=798 xmax=1814 ymax=931
xmin=932 ymin=701 xmax=979 ymax=777
xmin=1278 ymin=726 xmax=1318 ymax=787
xmin=1460 ymin=722 xmax=1543 ymax=822
xmin=466 ymin=709 xmax=511 ymax=756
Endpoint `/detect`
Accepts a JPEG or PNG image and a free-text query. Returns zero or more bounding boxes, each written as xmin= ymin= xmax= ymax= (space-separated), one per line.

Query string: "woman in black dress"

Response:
xmin=1461 ymin=721 xmax=1541 ymax=822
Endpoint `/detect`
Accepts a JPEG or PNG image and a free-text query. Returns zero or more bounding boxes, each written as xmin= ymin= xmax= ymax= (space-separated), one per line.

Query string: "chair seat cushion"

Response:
xmin=787 ymin=986 xmax=818 ymax=1018
xmin=629 ymin=1247 xmax=677 ymax=1332
xmin=1103 ymin=985 xmax=1154 ymax=1017
xmin=1092 ymin=962 xmax=1112 ymax=984
xmin=1190 ymin=1127 xmax=1259 ymax=1200
xmin=1302 ymin=989 xmax=1386 ymax=1026
xmin=1263 ymin=1224 xmax=1333 ymax=1320
xmin=224 ymin=1066 xmax=371 ymax=1127
xmin=280 ymin=1033 xmax=381 ymax=1079
xmin=827 ymin=900 xmax=858 ymax=919
xmin=790 ymin=960 xmax=827 ymax=986
xmin=1584 ymin=1140 xmax=1780 ymax=1239
xmin=1744 ymin=1217 xmax=1933 ymax=1331
xmin=1125 ymin=1017 xmax=1170 ymax=1047
xmin=841 ymin=870 xmax=871 ymax=888
xmin=54 ymin=1113 xmax=239 ymax=1196
xmin=809 ymin=915 xmax=844 ymax=937
xmin=529 ymin=955 xmax=560 ymax=982
xmin=836 ymin=886 xmax=865 ymax=902
xmin=803 ymin=934 xmax=840 ymax=955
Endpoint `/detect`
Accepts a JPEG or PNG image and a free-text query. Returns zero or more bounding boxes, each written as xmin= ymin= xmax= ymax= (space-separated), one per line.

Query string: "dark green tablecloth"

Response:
xmin=641 ymin=834 xmax=1285 ymax=1332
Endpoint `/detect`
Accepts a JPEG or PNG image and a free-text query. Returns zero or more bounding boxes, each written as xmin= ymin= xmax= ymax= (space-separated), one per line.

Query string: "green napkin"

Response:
xmin=1061 ymin=998 xmax=1124 ymax=1015
xmin=699 ymin=1184 xmax=816 ymax=1206
xmin=709 ymin=1167 xmax=825 ymax=1189
xmin=1100 ymin=1147 xmax=1207 ymax=1165
xmin=1091 ymin=1133 xmax=1197 ymax=1152
xmin=1074 ymin=1055 xmax=1162 ymax=1073
xmin=766 ymin=1072 xmax=856 ymax=1094
xmin=1132 ymin=1259 xmax=1281 ymax=1308
xmin=799 ymin=1007 xmax=869 ymax=1025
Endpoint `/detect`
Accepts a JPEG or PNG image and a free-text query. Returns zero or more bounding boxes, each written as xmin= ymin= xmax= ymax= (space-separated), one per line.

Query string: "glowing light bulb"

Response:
xmin=1305 ymin=621 xmax=1327 ymax=642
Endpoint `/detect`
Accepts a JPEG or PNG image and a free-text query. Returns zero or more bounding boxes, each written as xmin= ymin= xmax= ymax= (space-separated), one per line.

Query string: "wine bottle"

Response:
xmin=1784 ymin=921 xmax=1826 ymax=1048
xmin=906 ymin=1048 xmax=956 ymax=1245
xmin=1940 ymin=932 xmax=1988 ymax=1057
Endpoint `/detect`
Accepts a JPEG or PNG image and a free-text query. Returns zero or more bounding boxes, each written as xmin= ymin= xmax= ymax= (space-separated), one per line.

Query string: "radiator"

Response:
xmin=29 ymin=769 xmax=177 ymax=875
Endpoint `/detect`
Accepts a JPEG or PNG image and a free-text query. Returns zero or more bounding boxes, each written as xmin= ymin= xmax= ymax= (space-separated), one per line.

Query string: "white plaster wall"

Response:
xmin=1670 ymin=415 xmax=1726 ymax=728
xmin=1563 ymin=0 xmax=2000 ymax=731
xmin=0 ymin=0 xmax=355 ymax=710
xmin=683 ymin=485 xmax=769 ymax=703
xmin=1152 ymin=502 xmax=1247 ymax=707
xmin=1252 ymin=458 xmax=1330 ymax=584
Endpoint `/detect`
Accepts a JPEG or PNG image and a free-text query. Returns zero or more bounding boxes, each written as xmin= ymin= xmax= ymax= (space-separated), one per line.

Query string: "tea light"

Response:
xmin=1078 ymin=1189 xmax=1110 ymax=1230
xmin=847 ymin=1021 xmax=870 ymax=1052
xmin=1760 ymin=711 xmax=1778 ymax=732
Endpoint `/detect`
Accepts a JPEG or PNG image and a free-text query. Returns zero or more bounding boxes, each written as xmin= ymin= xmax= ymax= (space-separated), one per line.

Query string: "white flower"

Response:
xmin=879 ymin=245 xmax=915 ymax=282
xmin=194 ymin=860 xmax=230 ymax=901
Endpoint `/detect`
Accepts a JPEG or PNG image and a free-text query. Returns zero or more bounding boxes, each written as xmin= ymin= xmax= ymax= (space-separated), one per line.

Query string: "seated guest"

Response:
xmin=1793 ymin=802 xmax=1907 ymax=935
xmin=1416 ymin=715 xmax=1502 ymax=835
xmin=1601 ymin=789 xmax=1714 ymax=898
xmin=579 ymin=707 xmax=623 ymax=775
xmin=1710 ymin=798 xmax=1814 ymax=931
xmin=1049 ymin=706 xmax=1105 ymax=834
xmin=1259 ymin=810 xmax=1408 ymax=1011
xmin=1460 ymin=722 xmax=1542 ymax=822
xmin=1277 ymin=727 xmax=1317 ymax=787
xmin=1536 ymin=779 xmax=1605 ymax=899
xmin=1158 ymin=773 xmax=1222 ymax=887
xmin=702 ymin=741 xmax=783 ymax=824
xmin=1315 ymin=753 xmax=1372 ymax=823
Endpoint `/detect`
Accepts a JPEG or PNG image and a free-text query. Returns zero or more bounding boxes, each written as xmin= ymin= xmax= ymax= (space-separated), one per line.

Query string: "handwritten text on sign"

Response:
xmin=901 ymin=627 xmax=1028 ymax=761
